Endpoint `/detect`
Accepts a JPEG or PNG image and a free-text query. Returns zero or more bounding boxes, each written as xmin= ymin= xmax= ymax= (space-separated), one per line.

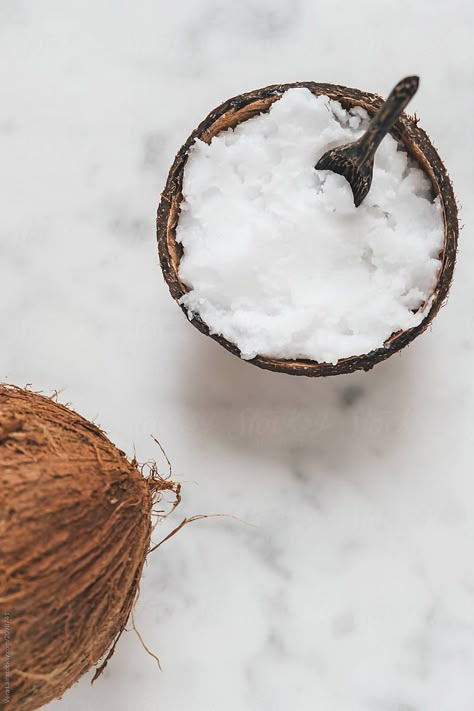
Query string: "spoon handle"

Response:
xmin=356 ymin=76 xmax=419 ymax=163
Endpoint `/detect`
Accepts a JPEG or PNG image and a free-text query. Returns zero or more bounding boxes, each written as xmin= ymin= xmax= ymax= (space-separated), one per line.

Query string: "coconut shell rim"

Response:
xmin=157 ymin=81 xmax=459 ymax=377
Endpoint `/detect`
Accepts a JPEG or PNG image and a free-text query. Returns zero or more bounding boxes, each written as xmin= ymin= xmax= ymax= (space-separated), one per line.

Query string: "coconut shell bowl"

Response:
xmin=157 ymin=81 xmax=458 ymax=377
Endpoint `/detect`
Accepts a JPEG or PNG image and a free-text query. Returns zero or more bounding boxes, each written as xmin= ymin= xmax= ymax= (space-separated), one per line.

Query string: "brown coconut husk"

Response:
xmin=157 ymin=81 xmax=459 ymax=377
xmin=0 ymin=385 xmax=178 ymax=710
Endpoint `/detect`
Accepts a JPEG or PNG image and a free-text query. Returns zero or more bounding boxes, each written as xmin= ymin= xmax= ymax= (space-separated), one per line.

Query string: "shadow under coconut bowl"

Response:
xmin=157 ymin=82 xmax=458 ymax=377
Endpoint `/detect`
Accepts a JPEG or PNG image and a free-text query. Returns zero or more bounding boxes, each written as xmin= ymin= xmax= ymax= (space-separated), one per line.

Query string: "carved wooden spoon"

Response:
xmin=315 ymin=76 xmax=419 ymax=206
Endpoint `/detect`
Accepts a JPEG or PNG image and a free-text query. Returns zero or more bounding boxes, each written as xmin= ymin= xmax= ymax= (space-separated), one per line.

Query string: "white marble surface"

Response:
xmin=1 ymin=2 xmax=474 ymax=710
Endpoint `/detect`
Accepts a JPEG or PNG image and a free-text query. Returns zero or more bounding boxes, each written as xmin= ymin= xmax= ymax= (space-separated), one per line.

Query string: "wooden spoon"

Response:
xmin=315 ymin=76 xmax=419 ymax=206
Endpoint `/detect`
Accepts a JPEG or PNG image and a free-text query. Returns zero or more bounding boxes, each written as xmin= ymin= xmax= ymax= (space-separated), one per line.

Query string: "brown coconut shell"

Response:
xmin=0 ymin=385 xmax=174 ymax=710
xmin=157 ymin=81 xmax=459 ymax=377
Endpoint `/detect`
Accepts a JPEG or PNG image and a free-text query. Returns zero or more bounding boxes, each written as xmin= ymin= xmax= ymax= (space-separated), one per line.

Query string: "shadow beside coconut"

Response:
xmin=176 ymin=329 xmax=418 ymax=473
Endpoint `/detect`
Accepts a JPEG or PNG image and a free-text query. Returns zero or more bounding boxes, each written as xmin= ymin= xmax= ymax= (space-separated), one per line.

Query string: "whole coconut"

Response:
xmin=0 ymin=385 xmax=176 ymax=710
